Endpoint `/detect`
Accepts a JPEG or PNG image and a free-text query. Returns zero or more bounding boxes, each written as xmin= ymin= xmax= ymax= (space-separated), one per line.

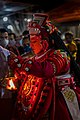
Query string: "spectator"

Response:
xmin=19 ymin=30 xmax=30 ymax=46
xmin=21 ymin=36 xmax=34 ymax=58
xmin=0 ymin=28 xmax=9 ymax=48
xmin=65 ymin=31 xmax=77 ymax=60
xmin=8 ymin=32 xmax=16 ymax=46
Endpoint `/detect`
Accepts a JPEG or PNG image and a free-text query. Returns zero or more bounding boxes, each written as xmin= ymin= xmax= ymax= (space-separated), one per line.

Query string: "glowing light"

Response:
xmin=27 ymin=18 xmax=32 ymax=22
xmin=6 ymin=77 xmax=17 ymax=90
xmin=24 ymin=18 xmax=32 ymax=22
xmin=3 ymin=17 xmax=8 ymax=21
xmin=7 ymin=25 xmax=13 ymax=31
xmin=61 ymin=34 xmax=65 ymax=40
xmin=7 ymin=25 xmax=12 ymax=29
xmin=24 ymin=18 xmax=27 ymax=21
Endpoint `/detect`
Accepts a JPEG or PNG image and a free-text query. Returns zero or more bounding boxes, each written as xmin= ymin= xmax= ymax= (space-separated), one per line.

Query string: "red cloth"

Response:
xmin=9 ymin=49 xmax=80 ymax=120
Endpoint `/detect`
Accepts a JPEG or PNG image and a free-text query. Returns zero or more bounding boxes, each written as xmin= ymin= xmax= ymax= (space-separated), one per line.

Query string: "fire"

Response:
xmin=6 ymin=77 xmax=17 ymax=90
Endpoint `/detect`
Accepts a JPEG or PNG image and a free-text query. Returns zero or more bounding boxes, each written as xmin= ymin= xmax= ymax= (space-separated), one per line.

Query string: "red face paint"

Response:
xmin=30 ymin=35 xmax=43 ymax=55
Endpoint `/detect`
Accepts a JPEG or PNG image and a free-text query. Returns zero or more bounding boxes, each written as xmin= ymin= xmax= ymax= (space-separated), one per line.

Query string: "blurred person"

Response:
xmin=22 ymin=30 xmax=30 ymax=38
xmin=7 ymin=32 xmax=18 ymax=55
xmin=0 ymin=45 xmax=17 ymax=120
xmin=19 ymin=30 xmax=30 ymax=46
xmin=22 ymin=36 xmax=31 ymax=52
xmin=19 ymin=30 xmax=34 ymax=57
xmin=0 ymin=28 xmax=9 ymax=48
xmin=21 ymin=35 xmax=34 ymax=58
xmin=0 ymin=46 xmax=10 ymax=79
xmin=65 ymin=31 xmax=77 ymax=60
xmin=8 ymin=32 xmax=16 ymax=46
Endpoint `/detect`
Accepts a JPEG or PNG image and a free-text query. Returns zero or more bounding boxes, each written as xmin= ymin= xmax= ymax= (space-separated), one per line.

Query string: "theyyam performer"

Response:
xmin=0 ymin=13 xmax=80 ymax=120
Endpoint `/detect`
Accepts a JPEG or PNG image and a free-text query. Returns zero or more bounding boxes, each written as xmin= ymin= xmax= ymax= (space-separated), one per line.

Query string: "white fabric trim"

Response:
xmin=56 ymin=73 xmax=71 ymax=79
xmin=61 ymin=87 xmax=80 ymax=120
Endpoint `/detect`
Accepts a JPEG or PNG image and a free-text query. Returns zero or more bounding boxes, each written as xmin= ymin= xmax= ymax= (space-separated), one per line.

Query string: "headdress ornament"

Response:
xmin=28 ymin=13 xmax=58 ymax=36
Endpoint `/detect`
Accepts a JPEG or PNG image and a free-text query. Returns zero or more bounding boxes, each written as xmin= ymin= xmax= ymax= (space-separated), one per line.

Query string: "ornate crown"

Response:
xmin=28 ymin=13 xmax=58 ymax=35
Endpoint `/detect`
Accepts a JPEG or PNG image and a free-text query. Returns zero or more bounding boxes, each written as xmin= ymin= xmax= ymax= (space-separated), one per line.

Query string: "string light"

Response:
xmin=3 ymin=17 xmax=8 ymax=22
xmin=7 ymin=25 xmax=13 ymax=31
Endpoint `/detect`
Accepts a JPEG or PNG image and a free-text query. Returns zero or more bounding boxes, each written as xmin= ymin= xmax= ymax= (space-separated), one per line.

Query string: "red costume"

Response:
xmin=8 ymin=14 xmax=80 ymax=120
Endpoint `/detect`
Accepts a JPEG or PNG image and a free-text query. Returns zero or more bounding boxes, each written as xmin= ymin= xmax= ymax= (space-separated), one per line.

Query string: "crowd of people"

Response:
xmin=0 ymin=13 xmax=80 ymax=120
xmin=0 ymin=28 xmax=33 ymax=57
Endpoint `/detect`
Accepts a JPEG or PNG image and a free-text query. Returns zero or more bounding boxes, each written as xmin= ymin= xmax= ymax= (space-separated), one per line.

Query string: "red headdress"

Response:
xmin=28 ymin=13 xmax=58 ymax=38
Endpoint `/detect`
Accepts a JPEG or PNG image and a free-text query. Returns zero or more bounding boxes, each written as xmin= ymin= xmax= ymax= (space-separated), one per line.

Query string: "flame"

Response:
xmin=6 ymin=77 xmax=17 ymax=90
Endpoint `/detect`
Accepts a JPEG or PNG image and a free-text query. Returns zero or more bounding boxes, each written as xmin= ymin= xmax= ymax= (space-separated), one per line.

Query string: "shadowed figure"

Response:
xmin=0 ymin=46 xmax=9 ymax=79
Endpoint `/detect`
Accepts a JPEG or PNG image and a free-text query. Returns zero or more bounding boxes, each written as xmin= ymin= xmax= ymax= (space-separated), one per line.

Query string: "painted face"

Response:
xmin=30 ymin=35 xmax=43 ymax=55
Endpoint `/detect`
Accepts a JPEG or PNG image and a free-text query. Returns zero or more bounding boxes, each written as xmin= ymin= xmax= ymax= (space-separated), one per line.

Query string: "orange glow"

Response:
xmin=30 ymin=35 xmax=43 ymax=54
xmin=6 ymin=77 xmax=17 ymax=90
